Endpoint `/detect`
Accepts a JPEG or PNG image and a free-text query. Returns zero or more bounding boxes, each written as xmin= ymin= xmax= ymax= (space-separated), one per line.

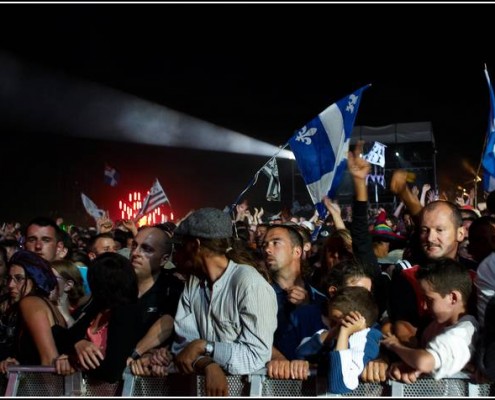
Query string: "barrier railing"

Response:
xmin=3 ymin=365 xmax=495 ymax=397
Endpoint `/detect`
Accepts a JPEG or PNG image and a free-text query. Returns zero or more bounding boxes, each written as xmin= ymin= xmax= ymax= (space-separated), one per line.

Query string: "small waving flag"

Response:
xmin=81 ymin=193 xmax=105 ymax=220
xmin=261 ymin=157 xmax=281 ymax=201
xmin=135 ymin=179 xmax=170 ymax=220
xmin=104 ymin=164 xmax=120 ymax=187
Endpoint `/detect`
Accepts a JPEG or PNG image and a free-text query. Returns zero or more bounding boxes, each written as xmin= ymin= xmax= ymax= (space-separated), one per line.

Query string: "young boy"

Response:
xmin=381 ymin=257 xmax=479 ymax=382
xmin=293 ymin=285 xmax=382 ymax=394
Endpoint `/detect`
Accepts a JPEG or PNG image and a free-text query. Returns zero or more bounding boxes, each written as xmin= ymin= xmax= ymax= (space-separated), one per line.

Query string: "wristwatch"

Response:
xmin=204 ymin=341 xmax=214 ymax=357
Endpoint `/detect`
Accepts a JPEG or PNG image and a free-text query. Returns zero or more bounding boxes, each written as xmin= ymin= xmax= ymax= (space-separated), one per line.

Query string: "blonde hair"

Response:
xmin=51 ymin=259 xmax=85 ymax=308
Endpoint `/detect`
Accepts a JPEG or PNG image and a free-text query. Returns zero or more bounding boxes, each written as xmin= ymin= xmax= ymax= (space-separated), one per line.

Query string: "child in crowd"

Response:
xmin=293 ymin=286 xmax=382 ymax=394
xmin=381 ymin=258 xmax=478 ymax=382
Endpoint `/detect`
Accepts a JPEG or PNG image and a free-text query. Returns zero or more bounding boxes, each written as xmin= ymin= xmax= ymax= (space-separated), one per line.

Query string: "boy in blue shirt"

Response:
xmin=293 ymin=286 xmax=382 ymax=394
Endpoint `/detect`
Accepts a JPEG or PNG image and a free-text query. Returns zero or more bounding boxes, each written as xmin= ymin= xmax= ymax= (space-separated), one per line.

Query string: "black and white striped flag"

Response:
xmin=261 ymin=157 xmax=281 ymax=201
xmin=135 ymin=179 xmax=169 ymax=220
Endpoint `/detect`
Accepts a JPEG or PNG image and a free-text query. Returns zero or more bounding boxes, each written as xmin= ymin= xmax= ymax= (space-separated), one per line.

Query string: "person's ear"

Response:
xmin=327 ymin=285 xmax=338 ymax=298
xmin=56 ymin=242 xmax=67 ymax=258
xmin=159 ymin=252 xmax=170 ymax=267
xmin=193 ymin=238 xmax=201 ymax=254
xmin=64 ymin=279 xmax=74 ymax=293
xmin=456 ymin=226 xmax=465 ymax=243
xmin=451 ymin=290 xmax=462 ymax=305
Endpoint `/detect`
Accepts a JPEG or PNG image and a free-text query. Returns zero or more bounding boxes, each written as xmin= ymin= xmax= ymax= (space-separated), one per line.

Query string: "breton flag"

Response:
xmin=261 ymin=157 xmax=281 ymax=201
xmin=135 ymin=178 xmax=170 ymax=220
xmin=482 ymin=66 xmax=495 ymax=193
xmin=81 ymin=193 xmax=105 ymax=220
xmin=289 ymin=85 xmax=369 ymax=218
xmin=104 ymin=164 xmax=120 ymax=187
xmin=364 ymin=141 xmax=387 ymax=188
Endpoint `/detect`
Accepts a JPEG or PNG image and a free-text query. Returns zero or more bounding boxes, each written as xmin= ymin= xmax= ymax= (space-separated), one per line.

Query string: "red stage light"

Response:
xmin=117 ymin=190 xmax=172 ymax=227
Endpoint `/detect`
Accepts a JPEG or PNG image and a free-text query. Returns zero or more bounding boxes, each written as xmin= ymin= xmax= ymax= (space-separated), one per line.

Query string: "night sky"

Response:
xmin=0 ymin=3 xmax=494 ymax=226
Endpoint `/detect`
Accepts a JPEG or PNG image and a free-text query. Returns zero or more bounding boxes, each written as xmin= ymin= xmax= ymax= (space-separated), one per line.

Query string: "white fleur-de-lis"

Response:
xmin=295 ymin=126 xmax=317 ymax=145
xmin=345 ymin=94 xmax=359 ymax=113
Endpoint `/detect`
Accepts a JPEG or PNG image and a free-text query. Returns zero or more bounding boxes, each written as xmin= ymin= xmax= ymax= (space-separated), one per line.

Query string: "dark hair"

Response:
xmin=8 ymin=250 xmax=56 ymax=297
xmin=24 ymin=217 xmax=63 ymax=242
xmin=113 ymin=229 xmax=132 ymax=250
xmin=88 ymin=252 xmax=138 ymax=309
xmin=71 ymin=249 xmax=91 ymax=267
xmin=59 ymin=229 xmax=74 ymax=260
xmin=88 ymin=232 xmax=115 ymax=253
xmin=265 ymin=224 xmax=303 ymax=249
xmin=415 ymin=257 xmax=472 ymax=305
xmin=234 ymin=220 xmax=250 ymax=243
xmin=153 ymin=222 xmax=176 ymax=237
xmin=0 ymin=246 xmax=7 ymax=265
xmin=319 ymin=259 xmax=373 ymax=297
xmin=487 ymin=190 xmax=495 ymax=214
xmin=328 ymin=286 xmax=379 ymax=328
xmin=192 ymin=237 xmax=271 ymax=283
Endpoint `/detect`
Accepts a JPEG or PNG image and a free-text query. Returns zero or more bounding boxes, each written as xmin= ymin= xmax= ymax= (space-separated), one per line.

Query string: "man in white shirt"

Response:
xmin=169 ymin=208 xmax=277 ymax=396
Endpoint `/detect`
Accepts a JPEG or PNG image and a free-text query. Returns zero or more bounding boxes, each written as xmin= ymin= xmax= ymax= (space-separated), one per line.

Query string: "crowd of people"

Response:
xmin=1 ymin=140 xmax=495 ymax=396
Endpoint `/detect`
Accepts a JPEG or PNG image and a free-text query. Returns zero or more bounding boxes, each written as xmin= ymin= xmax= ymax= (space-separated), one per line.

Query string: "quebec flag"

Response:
xmin=289 ymin=85 xmax=369 ymax=218
xmin=482 ymin=67 xmax=495 ymax=193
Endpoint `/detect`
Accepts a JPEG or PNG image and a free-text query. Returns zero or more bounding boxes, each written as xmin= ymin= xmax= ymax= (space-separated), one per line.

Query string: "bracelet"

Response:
xmin=192 ymin=356 xmax=216 ymax=372
xmin=53 ymin=354 xmax=69 ymax=365
xmin=191 ymin=356 xmax=206 ymax=370
xmin=130 ymin=349 xmax=141 ymax=361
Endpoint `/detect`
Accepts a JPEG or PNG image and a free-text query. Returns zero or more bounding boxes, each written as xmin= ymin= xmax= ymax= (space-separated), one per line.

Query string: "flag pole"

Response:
xmin=229 ymin=143 xmax=289 ymax=215
xmin=374 ymin=165 xmax=379 ymax=204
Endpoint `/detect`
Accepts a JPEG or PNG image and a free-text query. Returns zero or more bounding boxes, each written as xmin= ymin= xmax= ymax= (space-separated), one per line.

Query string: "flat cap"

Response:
xmin=174 ymin=208 xmax=233 ymax=239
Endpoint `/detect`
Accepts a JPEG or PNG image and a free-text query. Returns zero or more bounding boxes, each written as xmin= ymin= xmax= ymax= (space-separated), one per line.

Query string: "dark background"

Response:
xmin=0 ymin=3 xmax=493 ymax=226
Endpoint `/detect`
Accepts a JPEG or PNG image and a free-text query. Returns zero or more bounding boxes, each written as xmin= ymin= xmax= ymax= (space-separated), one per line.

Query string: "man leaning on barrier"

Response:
xmin=137 ymin=208 xmax=277 ymax=396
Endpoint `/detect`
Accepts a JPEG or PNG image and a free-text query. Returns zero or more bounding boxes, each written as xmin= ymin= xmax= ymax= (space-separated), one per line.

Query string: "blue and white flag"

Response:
xmin=135 ymin=178 xmax=169 ymax=220
xmin=104 ymin=164 xmax=120 ymax=187
xmin=81 ymin=193 xmax=105 ymax=220
xmin=482 ymin=67 xmax=495 ymax=193
xmin=289 ymin=85 xmax=369 ymax=218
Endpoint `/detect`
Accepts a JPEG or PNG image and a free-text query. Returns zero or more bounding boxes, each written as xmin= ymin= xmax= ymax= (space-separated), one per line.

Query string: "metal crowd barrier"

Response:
xmin=2 ymin=365 xmax=495 ymax=397
xmin=388 ymin=372 xmax=495 ymax=397
xmin=119 ymin=368 xmax=494 ymax=397
xmin=3 ymin=366 xmax=122 ymax=397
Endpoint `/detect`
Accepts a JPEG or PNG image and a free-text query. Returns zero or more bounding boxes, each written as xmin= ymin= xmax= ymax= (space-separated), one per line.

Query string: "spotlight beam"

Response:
xmin=0 ymin=51 xmax=294 ymax=159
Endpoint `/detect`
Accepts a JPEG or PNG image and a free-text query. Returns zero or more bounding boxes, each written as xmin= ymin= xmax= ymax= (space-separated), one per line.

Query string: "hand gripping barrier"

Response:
xmin=3 ymin=365 xmax=122 ymax=397
xmin=120 ymin=367 xmax=495 ymax=397
xmin=2 ymin=365 xmax=495 ymax=397
xmin=4 ymin=365 xmax=83 ymax=396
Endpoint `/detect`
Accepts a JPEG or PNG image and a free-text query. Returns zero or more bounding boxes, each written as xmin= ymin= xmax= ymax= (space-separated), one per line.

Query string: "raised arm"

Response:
xmin=322 ymin=196 xmax=346 ymax=230
xmin=390 ymin=170 xmax=423 ymax=217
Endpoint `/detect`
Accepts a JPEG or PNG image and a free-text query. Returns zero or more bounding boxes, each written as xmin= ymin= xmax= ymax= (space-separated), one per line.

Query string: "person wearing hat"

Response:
xmin=0 ymin=250 xmax=74 ymax=376
xmin=371 ymin=224 xmax=406 ymax=262
xmin=168 ymin=208 xmax=277 ymax=396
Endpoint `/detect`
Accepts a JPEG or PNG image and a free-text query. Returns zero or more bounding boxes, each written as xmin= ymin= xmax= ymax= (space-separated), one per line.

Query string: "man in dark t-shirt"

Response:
xmin=129 ymin=226 xmax=185 ymax=358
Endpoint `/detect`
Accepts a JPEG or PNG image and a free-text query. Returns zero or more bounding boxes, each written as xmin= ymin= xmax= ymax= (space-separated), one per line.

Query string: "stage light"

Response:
xmin=117 ymin=190 xmax=172 ymax=227
xmin=0 ymin=51 xmax=294 ymax=160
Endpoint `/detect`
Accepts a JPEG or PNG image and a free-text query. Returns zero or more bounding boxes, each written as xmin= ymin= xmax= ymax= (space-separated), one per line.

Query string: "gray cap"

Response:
xmin=174 ymin=208 xmax=233 ymax=239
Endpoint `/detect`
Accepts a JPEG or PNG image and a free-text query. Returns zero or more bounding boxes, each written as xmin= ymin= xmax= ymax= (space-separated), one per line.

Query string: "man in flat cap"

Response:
xmin=167 ymin=207 xmax=277 ymax=396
